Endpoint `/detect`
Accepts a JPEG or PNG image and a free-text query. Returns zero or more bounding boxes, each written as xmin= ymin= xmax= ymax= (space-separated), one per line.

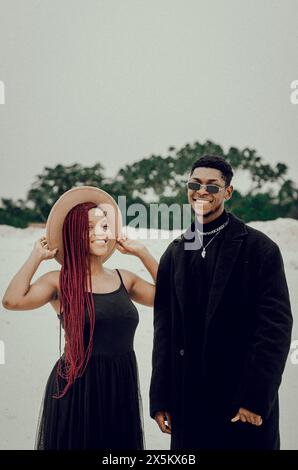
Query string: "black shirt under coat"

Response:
xmin=184 ymin=211 xmax=229 ymax=445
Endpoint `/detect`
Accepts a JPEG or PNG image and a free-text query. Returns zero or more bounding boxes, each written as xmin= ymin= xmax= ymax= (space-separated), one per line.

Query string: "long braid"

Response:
xmin=54 ymin=202 xmax=97 ymax=398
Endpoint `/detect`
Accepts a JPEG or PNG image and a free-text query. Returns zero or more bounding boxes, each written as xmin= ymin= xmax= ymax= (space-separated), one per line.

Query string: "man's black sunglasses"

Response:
xmin=187 ymin=181 xmax=226 ymax=194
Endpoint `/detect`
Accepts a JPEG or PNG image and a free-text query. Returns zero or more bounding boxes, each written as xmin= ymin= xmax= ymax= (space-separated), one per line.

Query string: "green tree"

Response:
xmin=1 ymin=140 xmax=297 ymax=227
xmin=0 ymin=198 xmax=39 ymax=228
xmin=27 ymin=163 xmax=107 ymax=221
xmin=116 ymin=140 xmax=298 ymax=223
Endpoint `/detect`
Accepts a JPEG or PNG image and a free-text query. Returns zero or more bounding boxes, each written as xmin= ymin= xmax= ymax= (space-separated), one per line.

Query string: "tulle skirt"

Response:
xmin=35 ymin=350 xmax=145 ymax=450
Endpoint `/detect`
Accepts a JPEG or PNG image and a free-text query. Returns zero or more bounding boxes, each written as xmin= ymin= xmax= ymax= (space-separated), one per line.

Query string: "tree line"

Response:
xmin=1 ymin=140 xmax=297 ymax=228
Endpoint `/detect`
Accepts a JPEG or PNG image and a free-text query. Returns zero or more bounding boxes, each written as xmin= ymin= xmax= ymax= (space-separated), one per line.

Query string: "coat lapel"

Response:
xmin=173 ymin=238 xmax=187 ymax=318
xmin=173 ymin=214 xmax=248 ymax=325
xmin=173 ymin=223 xmax=196 ymax=318
xmin=205 ymin=214 xmax=247 ymax=325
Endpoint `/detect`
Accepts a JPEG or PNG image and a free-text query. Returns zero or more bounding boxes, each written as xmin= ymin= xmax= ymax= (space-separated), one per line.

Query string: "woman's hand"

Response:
xmin=2 ymin=237 xmax=59 ymax=311
xmin=116 ymin=235 xmax=146 ymax=258
xmin=32 ymin=236 xmax=58 ymax=261
xmin=116 ymin=233 xmax=158 ymax=307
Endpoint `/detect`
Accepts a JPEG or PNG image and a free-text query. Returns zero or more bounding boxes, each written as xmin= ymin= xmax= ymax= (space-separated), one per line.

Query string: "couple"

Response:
xmin=2 ymin=155 xmax=293 ymax=450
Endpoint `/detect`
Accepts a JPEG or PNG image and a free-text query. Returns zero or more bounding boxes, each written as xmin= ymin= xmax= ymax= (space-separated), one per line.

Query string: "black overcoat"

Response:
xmin=149 ymin=213 xmax=293 ymax=449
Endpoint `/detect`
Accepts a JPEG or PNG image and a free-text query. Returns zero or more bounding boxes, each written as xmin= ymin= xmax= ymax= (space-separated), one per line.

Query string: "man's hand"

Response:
xmin=154 ymin=411 xmax=172 ymax=434
xmin=231 ymin=407 xmax=263 ymax=426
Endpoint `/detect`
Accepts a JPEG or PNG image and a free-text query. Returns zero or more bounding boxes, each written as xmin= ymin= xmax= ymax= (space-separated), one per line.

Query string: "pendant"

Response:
xmin=201 ymin=248 xmax=206 ymax=258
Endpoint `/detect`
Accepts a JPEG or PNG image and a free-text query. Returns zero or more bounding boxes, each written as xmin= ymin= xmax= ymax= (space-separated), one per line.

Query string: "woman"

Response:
xmin=2 ymin=186 xmax=158 ymax=450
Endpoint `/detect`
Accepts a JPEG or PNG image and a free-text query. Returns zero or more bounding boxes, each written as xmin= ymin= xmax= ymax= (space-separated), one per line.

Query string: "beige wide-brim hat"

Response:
xmin=46 ymin=186 xmax=122 ymax=265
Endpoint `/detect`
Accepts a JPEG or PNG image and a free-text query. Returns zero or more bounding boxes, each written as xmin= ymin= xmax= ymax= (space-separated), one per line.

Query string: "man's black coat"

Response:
xmin=149 ymin=213 xmax=293 ymax=449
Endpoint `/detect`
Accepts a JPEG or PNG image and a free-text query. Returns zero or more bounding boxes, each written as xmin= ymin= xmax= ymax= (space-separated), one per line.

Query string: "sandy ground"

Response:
xmin=0 ymin=219 xmax=297 ymax=450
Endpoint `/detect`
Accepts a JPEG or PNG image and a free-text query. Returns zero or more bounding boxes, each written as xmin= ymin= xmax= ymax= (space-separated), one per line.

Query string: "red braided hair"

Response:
xmin=54 ymin=202 xmax=97 ymax=398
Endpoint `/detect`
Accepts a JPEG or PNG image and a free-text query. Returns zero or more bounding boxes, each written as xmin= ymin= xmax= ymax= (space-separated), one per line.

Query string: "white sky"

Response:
xmin=0 ymin=0 xmax=297 ymax=200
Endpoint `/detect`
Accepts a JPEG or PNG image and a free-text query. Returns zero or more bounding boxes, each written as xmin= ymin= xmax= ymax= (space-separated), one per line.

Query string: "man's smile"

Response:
xmin=192 ymin=197 xmax=213 ymax=204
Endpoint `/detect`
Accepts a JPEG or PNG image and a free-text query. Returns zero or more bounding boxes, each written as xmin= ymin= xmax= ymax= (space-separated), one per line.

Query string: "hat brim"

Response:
xmin=46 ymin=186 xmax=122 ymax=265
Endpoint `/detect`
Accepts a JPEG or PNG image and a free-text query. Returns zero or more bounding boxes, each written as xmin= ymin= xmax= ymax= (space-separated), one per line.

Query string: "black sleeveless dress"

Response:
xmin=35 ymin=269 xmax=145 ymax=450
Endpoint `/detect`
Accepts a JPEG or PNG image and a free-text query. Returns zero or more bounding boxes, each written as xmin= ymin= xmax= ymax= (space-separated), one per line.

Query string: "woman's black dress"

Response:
xmin=35 ymin=269 xmax=144 ymax=450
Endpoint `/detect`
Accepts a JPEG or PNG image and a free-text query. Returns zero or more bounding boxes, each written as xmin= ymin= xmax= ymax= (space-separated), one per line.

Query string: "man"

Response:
xmin=149 ymin=155 xmax=292 ymax=449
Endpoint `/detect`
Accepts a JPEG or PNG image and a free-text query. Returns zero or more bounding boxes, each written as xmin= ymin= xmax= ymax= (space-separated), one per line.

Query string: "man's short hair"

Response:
xmin=190 ymin=154 xmax=234 ymax=186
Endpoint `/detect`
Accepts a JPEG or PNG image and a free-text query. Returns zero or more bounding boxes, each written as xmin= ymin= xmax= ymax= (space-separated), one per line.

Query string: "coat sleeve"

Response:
xmin=237 ymin=242 xmax=293 ymax=419
xmin=149 ymin=245 xmax=173 ymax=419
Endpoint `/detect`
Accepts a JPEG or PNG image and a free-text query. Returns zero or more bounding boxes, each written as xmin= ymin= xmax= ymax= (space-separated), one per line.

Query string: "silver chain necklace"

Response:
xmin=197 ymin=218 xmax=229 ymax=236
xmin=197 ymin=218 xmax=229 ymax=258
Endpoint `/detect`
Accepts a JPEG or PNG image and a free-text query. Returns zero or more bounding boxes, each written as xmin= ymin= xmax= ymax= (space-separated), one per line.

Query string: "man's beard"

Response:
xmin=202 ymin=208 xmax=217 ymax=218
xmin=201 ymin=203 xmax=223 ymax=219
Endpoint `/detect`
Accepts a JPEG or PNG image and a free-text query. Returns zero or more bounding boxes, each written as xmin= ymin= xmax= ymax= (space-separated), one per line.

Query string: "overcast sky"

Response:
xmin=0 ymin=0 xmax=297 ymax=200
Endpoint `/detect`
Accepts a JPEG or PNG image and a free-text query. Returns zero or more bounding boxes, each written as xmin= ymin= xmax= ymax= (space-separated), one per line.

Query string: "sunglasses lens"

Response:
xmin=188 ymin=182 xmax=224 ymax=193
xmin=206 ymin=185 xmax=219 ymax=194
xmin=187 ymin=182 xmax=200 ymax=191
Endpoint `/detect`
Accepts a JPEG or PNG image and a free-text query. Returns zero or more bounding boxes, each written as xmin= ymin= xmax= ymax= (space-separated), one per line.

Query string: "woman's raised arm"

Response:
xmin=116 ymin=237 xmax=158 ymax=307
xmin=2 ymin=236 xmax=59 ymax=311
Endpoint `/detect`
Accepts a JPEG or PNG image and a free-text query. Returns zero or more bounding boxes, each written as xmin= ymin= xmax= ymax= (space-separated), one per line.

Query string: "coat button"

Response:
xmin=179 ymin=349 xmax=185 ymax=356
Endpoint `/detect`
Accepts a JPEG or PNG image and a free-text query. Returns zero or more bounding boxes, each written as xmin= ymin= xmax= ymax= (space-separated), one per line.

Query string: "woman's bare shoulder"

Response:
xmin=115 ymin=268 xmax=136 ymax=291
